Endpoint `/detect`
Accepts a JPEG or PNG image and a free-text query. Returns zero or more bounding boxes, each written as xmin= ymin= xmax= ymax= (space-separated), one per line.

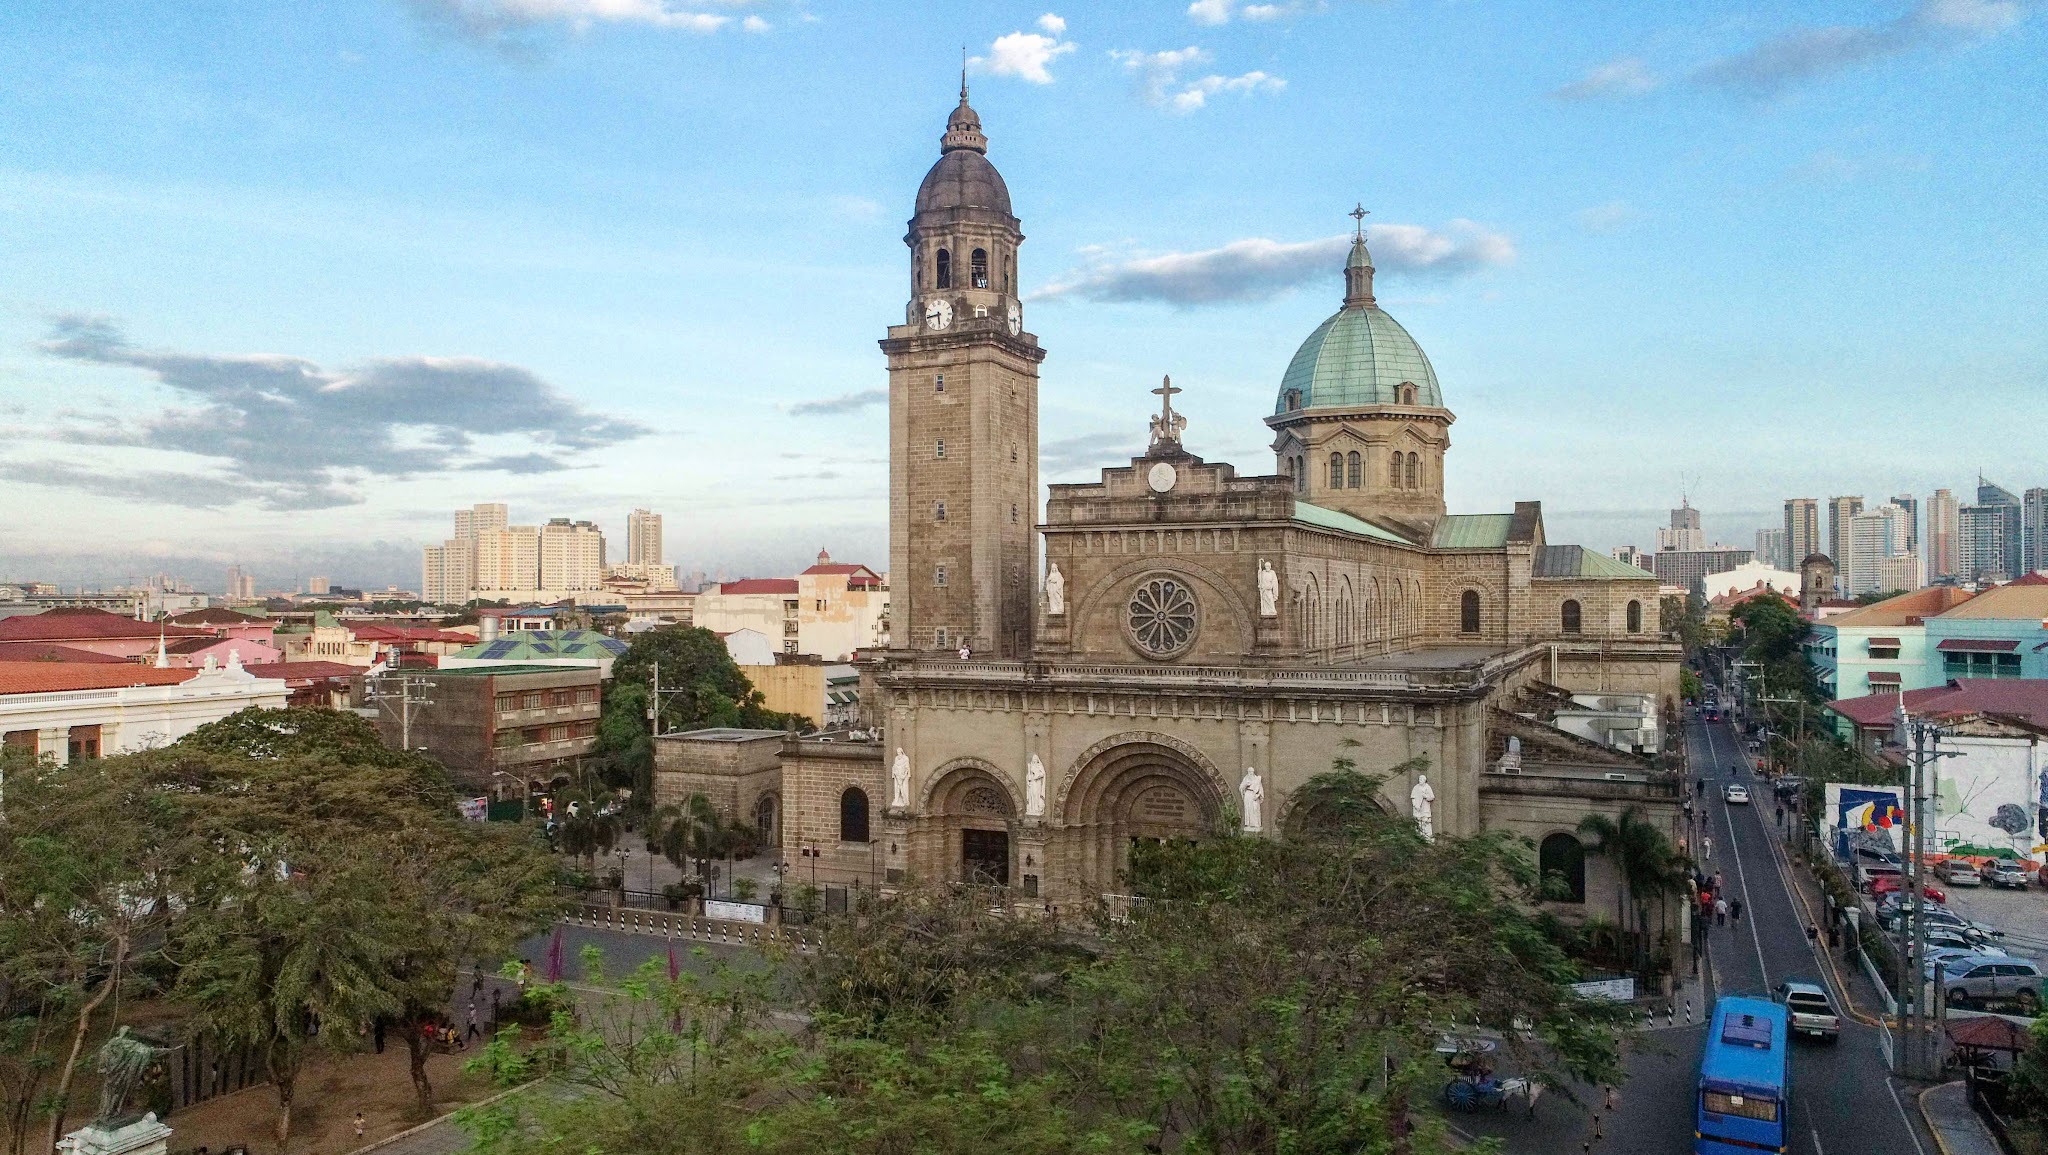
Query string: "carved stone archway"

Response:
xmin=1055 ymin=731 xmax=1230 ymax=897
xmin=921 ymin=758 xmax=1021 ymax=886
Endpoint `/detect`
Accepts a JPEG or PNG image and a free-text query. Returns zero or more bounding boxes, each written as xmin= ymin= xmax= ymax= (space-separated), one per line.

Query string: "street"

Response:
xmin=1463 ymin=712 xmax=1938 ymax=1153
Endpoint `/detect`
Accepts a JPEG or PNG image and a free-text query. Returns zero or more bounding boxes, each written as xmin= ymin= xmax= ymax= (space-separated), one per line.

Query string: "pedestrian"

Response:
xmin=1697 ymin=778 xmax=1706 ymax=799
xmin=372 ymin=1019 xmax=385 ymax=1054
xmin=1715 ymin=897 xmax=1728 ymax=926
xmin=354 ymin=1112 xmax=365 ymax=1142
xmin=1730 ymin=899 xmax=1743 ymax=923
xmin=1703 ymin=836 xmax=1714 ymax=862
xmin=471 ymin=971 xmax=484 ymax=999
xmin=1806 ymin=924 xmax=1820 ymax=948
xmin=491 ymin=988 xmax=502 ymax=1017
xmin=1713 ymin=871 xmax=1724 ymax=894
xmin=1775 ymin=805 xmax=1785 ymax=827
xmin=466 ymin=1002 xmax=480 ymax=1042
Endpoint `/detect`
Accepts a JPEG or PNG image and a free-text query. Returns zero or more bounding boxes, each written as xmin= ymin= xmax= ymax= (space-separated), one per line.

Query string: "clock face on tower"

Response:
xmin=1006 ymin=301 xmax=1021 ymax=336
xmin=924 ymin=298 xmax=954 ymax=330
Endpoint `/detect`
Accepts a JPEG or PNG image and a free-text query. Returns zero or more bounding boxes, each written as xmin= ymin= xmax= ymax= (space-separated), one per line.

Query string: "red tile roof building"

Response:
xmin=0 ymin=659 xmax=289 ymax=763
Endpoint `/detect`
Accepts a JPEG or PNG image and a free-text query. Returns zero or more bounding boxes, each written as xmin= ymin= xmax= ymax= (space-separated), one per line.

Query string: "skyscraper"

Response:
xmin=1784 ymin=498 xmax=1820 ymax=566
xmin=1890 ymin=493 xmax=1919 ymax=554
xmin=1754 ymin=528 xmax=1790 ymax=571
xmin=1826 ymin=496 xmax=1863 ymax=565
xmin=454 ymin=502 xmax=508 ymax=540
xmin=627 ymin=509 xmax=663 ymax=566
xmin=1845 ymin=504 xmax=1914 ymax=596
xmin=1657 ymin=501 xmax=1706 ymax=552
xmin=1959 ymin=479 xmax=2023 ymax=583
xmin=1928 ymin=488 xmax=1959 ymax=580
xmin=539 ymin=518 xmax=606 ymax=591
xmin=2024 ymin=487 xmax=2047 ymax=575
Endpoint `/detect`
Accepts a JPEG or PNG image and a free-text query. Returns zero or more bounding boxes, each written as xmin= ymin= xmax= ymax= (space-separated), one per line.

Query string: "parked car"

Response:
xmin=1774 ymin=777 xmax=1806 ymax=800
xmin=1724 ymin=783 xmax=1751 ymax=804
xmin=1858 ymin=863 xmax=1904 ymax=893
xmin=1923 ymin=926 xmax=1998 ymax=955
xmin=1936 ymin=859 xmax=1983 ymax=887
xmin=1937 ymin=956 xmax=2044 ymax=1014
xmin=1850 ymin=842 xmax=1904 ymax=867
xmin=1773 ymin=979 xmax=1841 ymax=1042
xmin=1879 ymin=903 xmax=1996 ymax=942
xmin=1926 ymin=945 xmax=2009 ymax=979
xmin=1870 ymin=876 xmax=1946 ymax=904
xmin=1984 ymin=861 xmax=2034 ymax=889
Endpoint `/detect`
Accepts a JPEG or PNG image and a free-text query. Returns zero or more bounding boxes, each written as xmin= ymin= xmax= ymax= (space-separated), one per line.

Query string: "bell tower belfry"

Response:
xmin=881 ymin=85 xmax=1044 ymax=656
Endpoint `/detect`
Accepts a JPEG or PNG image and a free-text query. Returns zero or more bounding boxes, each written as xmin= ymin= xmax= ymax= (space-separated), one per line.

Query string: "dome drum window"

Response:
xmin=1126 ymin=575 xmax=1199 ymax=659
xmin=935 ymin=249 xmax=951 ymax=289
xmin=971 ymin=248 xmax=989 ymax=289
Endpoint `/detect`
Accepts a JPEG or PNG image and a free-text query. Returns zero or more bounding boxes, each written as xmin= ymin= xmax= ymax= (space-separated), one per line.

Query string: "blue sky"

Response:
xmin=0 ymin=0 xmax=2042 ymax=592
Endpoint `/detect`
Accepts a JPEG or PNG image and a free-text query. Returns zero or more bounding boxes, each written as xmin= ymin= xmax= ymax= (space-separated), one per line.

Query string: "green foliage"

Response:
xmin=1729 ymin=591 xmax=1806 ymax=666
xmin=2009 ymin=1016 xmax=2048 ymax=1128
xmin=593 ymin=627 xmax=809 ymax=797
xmin=1681 ymin=668 xmax=1704 ymax=703
xmin=1577 ymin=807 xmax=1690 ymax=980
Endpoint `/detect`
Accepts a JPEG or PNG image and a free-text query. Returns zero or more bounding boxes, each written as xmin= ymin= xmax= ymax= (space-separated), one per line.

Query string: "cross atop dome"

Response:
xmin=1344 ymin=202 xmax=1376 ymax=307
xmin=1350 ymin=202 xmax=1369 ymax=241
xmin=1148 ymin=375 xmax=1187 ymax=450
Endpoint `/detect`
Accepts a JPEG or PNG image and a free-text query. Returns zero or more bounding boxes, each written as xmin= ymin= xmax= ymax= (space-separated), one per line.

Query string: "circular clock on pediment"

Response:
xmin=1125 ymin=573 xmax=1199 ymax=660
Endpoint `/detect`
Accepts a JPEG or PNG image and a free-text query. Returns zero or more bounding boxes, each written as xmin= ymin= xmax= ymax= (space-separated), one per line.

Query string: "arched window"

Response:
xmin=1405 ymin=452 xmax=1420 ymax=489
xmin=936 ymin=249 xmax=951 ymax=289
xmin=1329 ymin=453 xmax=1344 ymax=489
xmin=971 ymin=248 xmax=989 ymax=289
xmin=1627 ymin=599 xmax=1643 ymax=634
xmin=1397 ymin=381 xmax=1417 ymax=405
xmin=839 ymin=787 xmax=870 ymax=844
xmin=1294 ymin=457 xmax=1307 ymax=494
xmin=1561 ymin=599 xmax=1582 ymax=634
xmin=1390 ymin=452 xmax=1404 ymax=488
xmin=1539 ymin=833 xmax=1586 ymax=903
xmin=1460 ymin=590 xmax=1481 ymax=634
xmin=1346 ymin=451 xmax=1361 ymax=488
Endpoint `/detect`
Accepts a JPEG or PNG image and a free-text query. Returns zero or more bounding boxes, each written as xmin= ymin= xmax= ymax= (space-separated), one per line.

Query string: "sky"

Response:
xmin=0 ymin=0 xmax=2043 ymax=593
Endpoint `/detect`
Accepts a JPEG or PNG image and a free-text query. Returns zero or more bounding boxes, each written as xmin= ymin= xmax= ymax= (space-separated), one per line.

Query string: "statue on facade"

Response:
xmin=91 ymin=1028 xmax=163 ymax=1127
xmin=1148 ymin=375 xmax=1186 ymax=449
xmin=1410 ymin=773 xmax=1436 ymax=842
xmin=890 ymin=749 xmax=911 ymax=810
xmin=1239 ymin=766 xmax=1265 ymax=833
xmin=1257 ymin=560 xmax=1279 ymax=618
xmin=1025 ymin=753 xmax=1046 ymax=817
xmin=1044 ymin=563 xmax=1065 ymax=616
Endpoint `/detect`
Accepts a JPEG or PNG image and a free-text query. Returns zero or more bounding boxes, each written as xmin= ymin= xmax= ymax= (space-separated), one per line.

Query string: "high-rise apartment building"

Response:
xmin=1960 ymin=479 xmax=2024 ymax=583
xmin=1657 ymin=501 xmax=1706 ymax=553
xmin=1754 ymin=528 xmax=1790 ymax=571
xmin=1845 ymin=504 xmax=1915 ymax=596
xmin=474 ymin=525 xmax=541 ymax=593
xmin=539 ymin=518 xmax=606 ymax=591
xmin=1928 ymin=488 xmax=1959 ymax=581
xmin=225 ymin=565 xmax=255 ymax=600
xmin=1610 ymin=545 xmax=1651 ymax=572
xmin=1890 ymin=494 xmax=1919 ymax=554
xmin=627 ymin=509 xmax=663 ymax=567
xmin=307 ymin=575 xmax=330 ymax=596
xmin=1651 ymin=546 xmax=1753 ymax=592
xmin=1826 ymin=496 xmax=1863 ymax=566
xmin=1784 ymin=498 xmax=1820 ymax=567
xmin=2024 ymin=487 xmax=2048 ymax=575
xmin=454 ymin=502 xmax=508 ymax=541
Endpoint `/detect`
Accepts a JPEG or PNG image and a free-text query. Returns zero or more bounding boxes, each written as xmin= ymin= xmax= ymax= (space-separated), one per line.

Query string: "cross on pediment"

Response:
xmin=1149 ymin=375 xmax=1186 ymax=449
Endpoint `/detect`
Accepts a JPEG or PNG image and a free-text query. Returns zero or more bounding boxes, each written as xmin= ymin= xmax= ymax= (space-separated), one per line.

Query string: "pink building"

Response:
xmin=167 ymin=607 xmax=278 ymax=650
xmin=0 ymin=609 xmax=211 ymax=660
xmin=160 ymin=635 xmax=284 ymax=669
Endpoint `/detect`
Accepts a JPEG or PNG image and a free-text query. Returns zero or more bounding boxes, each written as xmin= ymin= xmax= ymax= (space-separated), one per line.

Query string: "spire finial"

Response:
xmin=1343 ymin=204 xmax=1376 ymax=307
xmin=961 ymin=47 xmax=969 ymax=101
xmin=1349 ymin=202 xmax=1369 ymax=242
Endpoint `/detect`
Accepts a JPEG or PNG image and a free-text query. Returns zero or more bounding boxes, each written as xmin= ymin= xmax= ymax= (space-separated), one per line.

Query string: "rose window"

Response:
xmin=1127 ymin=576 xmax=1197 ymax=657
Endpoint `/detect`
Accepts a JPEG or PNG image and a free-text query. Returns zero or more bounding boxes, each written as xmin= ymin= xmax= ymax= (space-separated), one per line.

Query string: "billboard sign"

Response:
xmin=1826 ymin=783 xmax=1907 ymax=853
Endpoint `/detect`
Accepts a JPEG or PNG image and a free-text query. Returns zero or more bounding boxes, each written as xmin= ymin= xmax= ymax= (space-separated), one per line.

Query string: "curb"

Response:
xmin=1917 ymin=1082 xmax=1962 ymax=1155
xmin=342 ymin=1078 xmax=543 ymax=1155
xmin=1764 ymin=823 xmax=1886 ymax=1028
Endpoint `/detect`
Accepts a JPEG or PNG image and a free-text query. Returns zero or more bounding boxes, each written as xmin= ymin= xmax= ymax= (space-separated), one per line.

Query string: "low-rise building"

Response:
xmin=0 ymin=658 xmax=289 ymax=765
xmin=243 ymin=661 xmax=364 ymax=709
xmin=1926 ymin=572 xmax=2048 ymax=682
xmin=280 ymin=612 xmax=476 ymax=666
xmin=0 ymin=609 xmax=212 ymax=660
xmin=441 ymin=629 xmax=629 ymax=678
xmin=1701 ymin=560 xmax=1802 ymax=604
xmin=688 ymin=551 xmax=889 ymax=660
xmin=367 ymin=665 xmax=600 ymax=796
xmin=652 ymin=727 xmax=788 ymax=843
xmin=740 ymin=660 xmax=858 ymax=729
xmin=1805 ymin=586 xmax=1979 ymax=699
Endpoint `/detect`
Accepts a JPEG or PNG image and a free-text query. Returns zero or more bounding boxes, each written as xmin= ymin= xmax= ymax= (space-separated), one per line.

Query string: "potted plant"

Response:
xmin=731 ymin=877 xmax=759 ymax=903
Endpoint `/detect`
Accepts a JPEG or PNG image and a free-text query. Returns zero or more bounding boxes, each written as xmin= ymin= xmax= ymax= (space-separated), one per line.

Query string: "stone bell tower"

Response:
xmin=881 ymin=82 xmax=1044 ymax=656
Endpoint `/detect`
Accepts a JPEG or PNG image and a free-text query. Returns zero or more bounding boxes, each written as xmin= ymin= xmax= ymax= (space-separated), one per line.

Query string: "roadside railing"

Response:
xmin=568 ymin=902 xmax=819 ymax=952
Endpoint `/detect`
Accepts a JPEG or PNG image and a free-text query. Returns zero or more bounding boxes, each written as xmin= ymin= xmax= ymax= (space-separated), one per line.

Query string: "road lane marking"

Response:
xmin=1704 ymin=720 xmax=1772 ymax=989
xmin=1887 ymin=1077 xmax=1931 ymax=1155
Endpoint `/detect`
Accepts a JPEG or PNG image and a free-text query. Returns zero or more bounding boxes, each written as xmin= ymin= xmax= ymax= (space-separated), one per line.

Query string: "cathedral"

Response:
xmin=662 ymin=89 xmax=1685 ymax=918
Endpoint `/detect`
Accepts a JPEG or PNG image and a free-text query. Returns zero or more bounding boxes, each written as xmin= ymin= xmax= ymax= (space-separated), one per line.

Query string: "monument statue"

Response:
xmin=1044 ymin=563 xmax=1065 ymax=616
xmin=92 ymin=1028 xmax=163 ymax=1126
xmin=1410 ymin=772 xmax=1436 ymax=842
xmin=890 ymin=748 xmax=911 ymax=810
xmin=1257 ymin=560 xmax=1279 ymax=618
xmin=1239 ymin=766 xmax=1265 ymax=833
xmin=1025 ymin=753 xmax=1046 ymax=817
xmin=1148 ymin=375 xmax=1187 ymax=449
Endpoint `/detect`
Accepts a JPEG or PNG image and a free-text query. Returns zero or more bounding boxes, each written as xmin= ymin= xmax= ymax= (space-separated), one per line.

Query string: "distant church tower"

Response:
xmin=881 ymin=83 xmax=1044 ymax=656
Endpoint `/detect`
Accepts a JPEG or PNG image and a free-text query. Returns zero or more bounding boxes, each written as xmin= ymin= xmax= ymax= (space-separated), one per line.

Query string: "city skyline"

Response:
xmin=2 ymin=2 xmax=2044 ymax=588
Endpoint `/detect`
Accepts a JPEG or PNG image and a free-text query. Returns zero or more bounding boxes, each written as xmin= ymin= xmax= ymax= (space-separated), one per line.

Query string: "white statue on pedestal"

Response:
xmin=1025 ymin=753 xmax=1047 ymax=817
xmin=1044 ymin=564 xmax=1065 ymax=616
xmin=1411 ymin=772 xmax=1436 ymax=842
xmin=1257 ymin=560 xmax=1279 ymax=618
xmin=1240 ymin=766 xmax=1265 ymax=833
xmin=890 ymin=748 xmax=910 ymax=810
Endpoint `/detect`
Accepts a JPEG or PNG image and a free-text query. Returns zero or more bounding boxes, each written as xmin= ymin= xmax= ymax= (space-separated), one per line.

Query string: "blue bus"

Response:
xmin=1696 ymin=996 xmax=1789 ymax=1154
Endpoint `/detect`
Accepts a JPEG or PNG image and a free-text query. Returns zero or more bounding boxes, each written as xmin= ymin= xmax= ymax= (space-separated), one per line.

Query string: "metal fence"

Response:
xmin=568 ymin=903 xmax=819 ymax=952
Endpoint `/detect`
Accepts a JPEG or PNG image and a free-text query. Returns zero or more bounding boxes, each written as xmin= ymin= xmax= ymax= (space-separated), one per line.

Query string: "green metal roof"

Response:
xmin=1430 ymin=514 xmax=1515 ymax=549
xmin=1534 ymin=545 xmax=1656 ymax=580
xmin=453 ymin=629 xmax=628 ymax=662
xmin=1275 ymin=304 xmax=1441 ymax=414
xmin=1292 ymin=501 xmax=1414 ymax=544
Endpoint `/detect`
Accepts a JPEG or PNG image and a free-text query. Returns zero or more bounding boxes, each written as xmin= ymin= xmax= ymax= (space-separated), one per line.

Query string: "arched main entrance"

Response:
xmin=1058 ymin=736 xmax=1226 ymax=897
xmin=924 ymin=762 xmax=1019 ymax=886
xmin=753 ymin=791 xmax=780 ymax=848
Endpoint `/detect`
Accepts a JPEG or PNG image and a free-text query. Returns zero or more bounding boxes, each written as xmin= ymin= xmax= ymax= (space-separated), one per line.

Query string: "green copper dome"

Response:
xmin=1274 ymin=232 xmax=1441 ymax=414
xmin=1275 ymin=304 xmax=1441 ymax=413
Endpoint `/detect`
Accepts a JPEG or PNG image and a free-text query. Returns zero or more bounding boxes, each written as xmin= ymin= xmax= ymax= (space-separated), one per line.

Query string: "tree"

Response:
xmin=1728 ymin=592 xmax=1806 ymax=666
xmin=1577 ymin=807 xmax=1687 ymax=979
xmin=594 ymin=628 xmax=809 ymax=799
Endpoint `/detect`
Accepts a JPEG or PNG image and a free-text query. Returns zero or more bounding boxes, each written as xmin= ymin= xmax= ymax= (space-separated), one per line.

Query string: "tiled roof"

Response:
xmin=0 ymin=642 xmax=132 ymax=664
xmin=455 ymin=630 xmax=629 ymax=661
xmin=351 ymin=625 xmax=473 ymax=642
xmin=1829 ymin=678 xmax=2048 ymax=731
xmin=0 ymin=609 xmax=209 ymax=643
xmin=1935 ymin=573 xmax=2048 ymax=620
xmin=801 ymin=563 xmax=876 ymax=576
xmin=718 ymin=579 xmax=800 ymax=595
xmin=244 ymin=661 xmax=362 ymax=682
xmin=1937 ymin=639 xmax=2019 ymax=653
xmin=163 ymin=636 xmax=236 ymax=655
xmin=1824 ymin=586 xmax=1978 ymax=628
xmin=168 ymin=608 xmax=267 ymax=626
xmin=1430 ymin=514 xmax=1514 ymax=549
xmin=1535 ymin=544 xmax=1656 ymax=581
xmin=0 ymin=662 xmax=195 ymax=695
xmin=1292 ymin=501 xmax=1412 ymax=544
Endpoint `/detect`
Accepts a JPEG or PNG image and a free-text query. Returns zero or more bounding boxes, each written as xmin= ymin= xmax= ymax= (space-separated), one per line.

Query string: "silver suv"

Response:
xmin=1938 ymin=956 xmax=2044 ymax=1014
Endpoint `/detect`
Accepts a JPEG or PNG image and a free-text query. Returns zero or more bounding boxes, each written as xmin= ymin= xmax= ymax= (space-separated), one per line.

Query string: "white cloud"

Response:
xmin=1693 ymin=0 xmax=2023 ymax=94
xmin=1033 ymin=222 xmax=1515 ymax=307
xmin=1549 ymin=56 xmax=1659 ymax=101
xmin=1241 ymin=4 xmax=1287 ymax=19
xmin=407 ymin=0 xmax=733 ymax=37
xmin=1113 ymin=46 xmax=1283 ymax=113
xmin=1188 ymin=0 xmax=1233 ymax=24
xmin=971 ymin=20 xmax=1076 ymax=85
xmin=1187 ymin=0 xmax=1304 ymax=24
xmin=742 ymin=14 xmax=769 ymax=32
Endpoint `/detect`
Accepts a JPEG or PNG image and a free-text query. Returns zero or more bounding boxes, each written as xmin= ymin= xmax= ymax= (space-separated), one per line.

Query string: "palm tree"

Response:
xmin=1578 ymin=807 xmax=1685 ymax=977
xmin=654 ymin=792 xmax=730 ymax=885
xmin=556 ymin=783 xmax=621 ymax=874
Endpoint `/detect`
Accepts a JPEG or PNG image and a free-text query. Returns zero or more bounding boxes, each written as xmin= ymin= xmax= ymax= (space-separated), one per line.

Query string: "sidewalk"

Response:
xmin=1918 ymin=1081 xmax=2003 ymax=1155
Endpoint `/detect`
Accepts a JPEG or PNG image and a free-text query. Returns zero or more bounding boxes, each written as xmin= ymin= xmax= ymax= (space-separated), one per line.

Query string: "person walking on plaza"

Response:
xmin=354 ymin=1113 xmax=365 ymax=1142
xmin=1775 ymin=804 xmax=1785 ymax=827
xmin=1806 ymin=924 xmax=1820 ymax=948
xmin=1730 ymin=899 xmax=1743 ymax=923
xmin=1702 ymin=835 xmax=1713 ymax=862
xmin=1714 ymin=897 xmax=1728 ymax=926
xmin=466 ymin=1001 xmax=480 ymax=1042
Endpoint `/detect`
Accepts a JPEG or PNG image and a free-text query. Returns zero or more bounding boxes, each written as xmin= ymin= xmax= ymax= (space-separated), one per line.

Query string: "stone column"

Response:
xmin=37 ymin=727 xmax=68 ymax=765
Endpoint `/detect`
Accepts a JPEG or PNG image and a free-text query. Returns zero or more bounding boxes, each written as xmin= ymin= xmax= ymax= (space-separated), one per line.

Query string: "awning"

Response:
xmin=1937 ymin=639 xmax=2018 ymax=653
xmin=1866 ymin=672 xmax=1902 ymax=684
xmin=1867 ymin=637 xmax=1901 ymax=647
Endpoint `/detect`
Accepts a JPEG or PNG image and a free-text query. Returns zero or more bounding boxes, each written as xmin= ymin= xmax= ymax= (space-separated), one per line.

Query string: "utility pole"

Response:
xmin=1893 ymin=707 xmax=1958 ymax=1080
xmin=367 ymin=670 xmax=436 ymax=750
